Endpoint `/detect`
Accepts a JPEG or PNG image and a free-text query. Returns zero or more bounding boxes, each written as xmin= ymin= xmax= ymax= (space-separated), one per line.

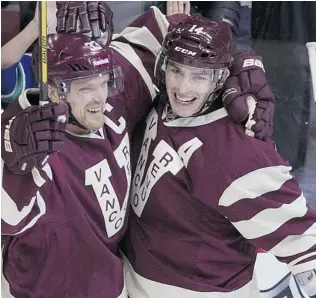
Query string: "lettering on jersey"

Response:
xmin=132 ymin=109 xmax=202 ymax=217
xmin=85 ymin=133 xmax=131 ymax=238
xmin=174 ymin=46 xmax=197 ymax=57
xmin=134 ymin=108 xmax=158 ymax=188
xmin=243 ymin=58 xmax=265 ymax=72
xmin=104 ymin=103 xmax=126 ymax=134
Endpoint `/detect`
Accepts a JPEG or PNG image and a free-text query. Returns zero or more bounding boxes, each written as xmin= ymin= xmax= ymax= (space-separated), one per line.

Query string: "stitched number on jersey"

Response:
xmin=188 ymin=25 xmax=204 ymax=35
xmin=85 ymin=133 xmax=131 ymax=238
xmin=131 ymin=109 xmax=202 ymax=217
xmin=84 ymin=41 xmax=103 ymax=51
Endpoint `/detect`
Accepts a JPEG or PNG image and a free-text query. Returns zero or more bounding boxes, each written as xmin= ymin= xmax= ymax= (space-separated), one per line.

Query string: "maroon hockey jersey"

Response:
xmin=122 ymin=100 xmax=316 ymax=298
xmin=1 ymin=8 xmax=188 ymax=298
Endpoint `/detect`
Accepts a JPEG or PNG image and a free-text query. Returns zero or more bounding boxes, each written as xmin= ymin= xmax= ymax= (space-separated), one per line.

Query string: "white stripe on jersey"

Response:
xmin=42 ymin=163 xmax=53 ymax=181
xmin=2 ymin=186 xmax=38 ymax=227
xmin=32 ymin=167 xmax=46 ymax=187
xmin=2 ymin=158 xmax=46 ymax=232
xmin=164 ymin=108 xmax=228 ymax=127
xmin=290 ymin=259 xmax=316 ymax=276
xmin=232 ymin=193 xmax=307 ymax=239
xmin=218 ymin=165 xmax=293 ymax=207
xmin=13 ymin=191 xmax=46 ymax=235
xmin=110 ymin=41 xmax=157 ymax=100
xmin=122 ymin=253 xmax=260 ymax=298
xmin=269 ymin=222 xmax=316 ymax=258
xmin=18 ymin=89 xmax=38 ymax=109
xmin=289 ymin=251 xmax=316 ymax=268
xmin=113 ymin=26 xmax=161 ymax=57
xmin=151 ymin=6 xmax=169 ymax=40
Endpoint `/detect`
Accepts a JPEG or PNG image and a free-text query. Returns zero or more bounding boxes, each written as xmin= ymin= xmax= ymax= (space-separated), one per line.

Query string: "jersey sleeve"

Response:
xmin=110 ymin=7 xmax=188 ymax=131
xmin=1 ymin=93 xmax=55 ymax=236
xmin=197 ymin=137 xmax=316 ymax=276
xmin=1 ymin=161 xmax=52 ymax=236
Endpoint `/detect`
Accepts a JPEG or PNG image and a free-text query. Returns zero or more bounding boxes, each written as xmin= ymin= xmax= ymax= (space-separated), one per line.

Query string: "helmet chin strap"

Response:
xmin=192 ymin=89 xmax=221 ymax=117
xmin=57 ymin=88 xmax=91 ymax=131
xmin=66 ymin=103 xmax=89 ymax=131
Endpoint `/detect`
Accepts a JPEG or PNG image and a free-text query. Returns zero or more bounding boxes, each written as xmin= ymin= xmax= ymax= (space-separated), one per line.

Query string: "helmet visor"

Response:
xmin=52 ymin=66 xmax=124 ymax=98
xmin=156 ymin=50 xmax=228 ymax=88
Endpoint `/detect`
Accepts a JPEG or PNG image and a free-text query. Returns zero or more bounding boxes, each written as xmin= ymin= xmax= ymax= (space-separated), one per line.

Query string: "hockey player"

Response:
xmin=1 ymin=2 xmax=277 ymax=297
xmin=121 ymin=15 xmax=316 ymax=298
xmin=1 ymin=4 xmax=190 ymax=297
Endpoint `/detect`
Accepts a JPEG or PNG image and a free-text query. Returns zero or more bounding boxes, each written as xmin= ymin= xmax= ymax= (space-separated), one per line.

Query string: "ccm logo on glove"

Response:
xmin=243 ymin=59 xmax=265 ymax=71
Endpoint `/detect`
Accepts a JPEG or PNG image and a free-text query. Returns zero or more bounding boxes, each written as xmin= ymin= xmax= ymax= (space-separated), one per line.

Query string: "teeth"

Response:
xmin=87 ymin=108 xmax=101 ymax=113
xmin=175 ymin=94 xmax=196 ymax=104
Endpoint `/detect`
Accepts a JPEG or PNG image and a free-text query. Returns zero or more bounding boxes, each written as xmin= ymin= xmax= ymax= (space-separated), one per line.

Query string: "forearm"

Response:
xmin=1 ymin=158 xmax=50 ymax=235
xmin=1 ymin=20 xmax=38 ymax=69
xmin=203 ymin=1 xmax=241 ymax=43
xmin=216 ymin=159 xmax=316 ymax=274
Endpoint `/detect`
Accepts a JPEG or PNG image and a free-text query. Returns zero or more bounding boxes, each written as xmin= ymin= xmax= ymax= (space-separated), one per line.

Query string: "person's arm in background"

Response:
xmin=191 ymin=1 xmax=241 ymax=45
xmin=1 ymin=19 xmax=37 ymax=69
xmin=149 ymin=1 xmax=242 ymax=45
xmin=1 ymin=1 xmax=56 ymax=69
xmin=166 ymin=1 xmax=190 ymax=15
xmin=1 ymin=2 xmax=57 ymax=109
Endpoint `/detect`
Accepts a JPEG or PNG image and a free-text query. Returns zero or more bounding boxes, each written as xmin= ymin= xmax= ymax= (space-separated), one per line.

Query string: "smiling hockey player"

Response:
xmin=0 ymin=4 xmax=190 ymax=297
xmin=121 ymin=15 xmax=316 ymax=298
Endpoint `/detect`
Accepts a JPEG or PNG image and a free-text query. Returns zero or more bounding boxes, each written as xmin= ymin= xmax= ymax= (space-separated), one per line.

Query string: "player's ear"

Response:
xmin=48 ymin=85 xmax=60 ymax=103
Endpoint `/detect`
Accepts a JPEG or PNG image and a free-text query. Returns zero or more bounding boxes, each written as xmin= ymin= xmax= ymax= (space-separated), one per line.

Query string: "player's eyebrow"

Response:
xmin=78 ymin=76 xmax=109 ymax=90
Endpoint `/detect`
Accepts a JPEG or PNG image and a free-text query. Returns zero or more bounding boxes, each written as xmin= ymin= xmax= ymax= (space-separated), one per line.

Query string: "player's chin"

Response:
xmin=85 ymin=116 xmax=105 ymax=131
xmin=171 ymin=103 xmax=199 ymax=118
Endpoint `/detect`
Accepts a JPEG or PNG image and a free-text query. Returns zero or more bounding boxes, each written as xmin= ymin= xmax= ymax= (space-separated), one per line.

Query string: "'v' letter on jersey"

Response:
xmin=85 ymin=133 xmax=131 ymax=238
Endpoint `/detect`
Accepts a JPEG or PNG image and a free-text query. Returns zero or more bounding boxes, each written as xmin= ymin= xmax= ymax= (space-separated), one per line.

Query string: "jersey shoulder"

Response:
xmin=187 ymin=114 xmax=290 ymax=206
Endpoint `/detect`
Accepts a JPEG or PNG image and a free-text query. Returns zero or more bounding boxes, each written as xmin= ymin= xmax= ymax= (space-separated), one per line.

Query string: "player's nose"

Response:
xmin=94 ymin=86 xmax=108 ymax=103
xmin=178 ymin=78 xmax=191 ymax=94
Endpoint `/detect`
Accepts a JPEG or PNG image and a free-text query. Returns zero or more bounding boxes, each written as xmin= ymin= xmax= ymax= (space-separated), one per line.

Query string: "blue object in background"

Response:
xmin=1 ymin=53 xmax=37 ymax=108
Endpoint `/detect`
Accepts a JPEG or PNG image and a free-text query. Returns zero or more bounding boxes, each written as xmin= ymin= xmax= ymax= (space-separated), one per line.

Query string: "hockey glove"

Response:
xmin=56 ymin=1 xmax=113 ymax=43
xmin=2 ymin=102 xmax=69 ymax=175
xmin=222 ymin=49 xmax=275 ymax=140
